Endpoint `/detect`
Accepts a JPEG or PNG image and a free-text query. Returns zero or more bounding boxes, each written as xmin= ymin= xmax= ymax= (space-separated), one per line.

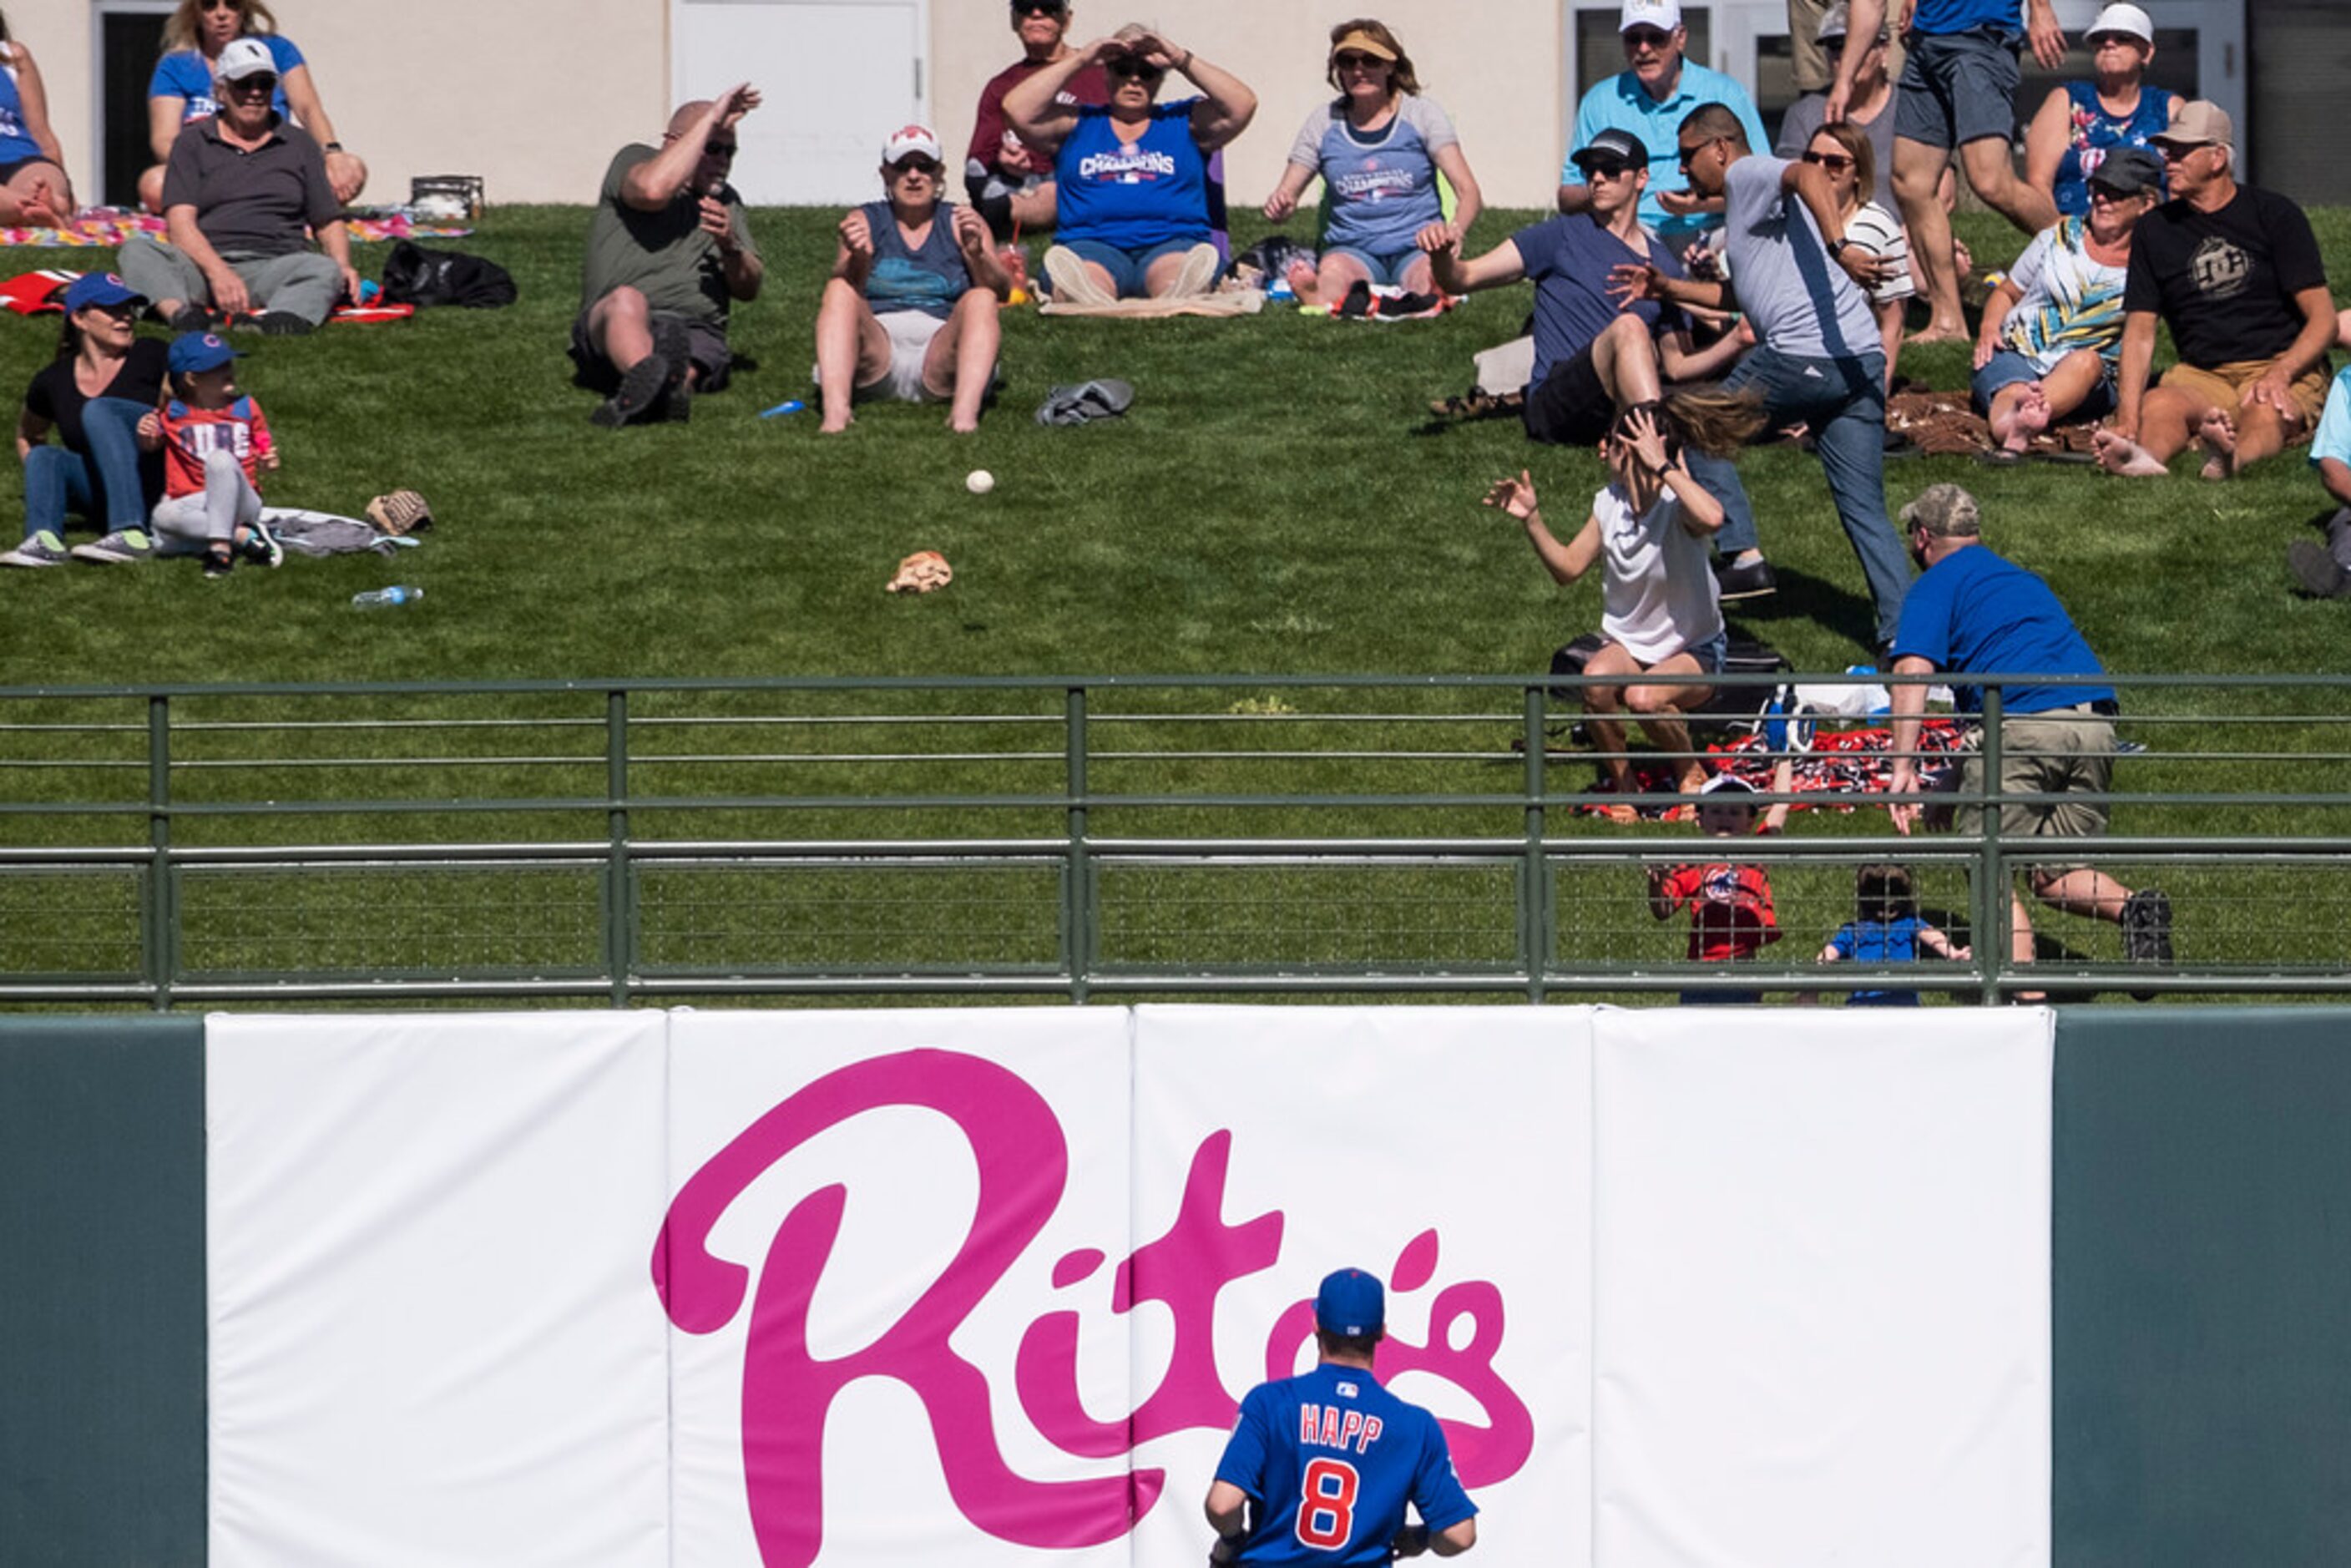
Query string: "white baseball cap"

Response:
xmin=2086 ymin=3 xmax=2153 ymax=43
xmin=881 ymin=124 xmax=943 ymax=165
xmin=214 ymin=37 xmax=276 ymax=83
xmin=1620 ymin=0 xmax=1683 ymax=33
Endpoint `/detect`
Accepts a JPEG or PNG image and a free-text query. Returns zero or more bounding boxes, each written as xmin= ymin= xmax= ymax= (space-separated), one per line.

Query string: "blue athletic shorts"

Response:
xmin=1064 ymin=237 xmax=1201 ymax=298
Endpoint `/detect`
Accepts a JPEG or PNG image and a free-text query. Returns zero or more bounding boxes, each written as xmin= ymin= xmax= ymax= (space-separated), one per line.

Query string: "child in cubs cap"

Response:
xmin=1315 ymin=1267 xmax=1385 ymax=1337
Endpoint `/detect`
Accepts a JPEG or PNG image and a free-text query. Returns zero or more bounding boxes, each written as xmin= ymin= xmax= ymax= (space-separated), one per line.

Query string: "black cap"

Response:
xmin=1571 ymin=127 xmax=1651 ymax=174
xmin=2088 ymin=145 xmax=2162 ymax=197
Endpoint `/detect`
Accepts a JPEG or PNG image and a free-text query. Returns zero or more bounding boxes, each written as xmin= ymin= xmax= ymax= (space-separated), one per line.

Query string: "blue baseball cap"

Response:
xmin=61 ymin=272 xmax=145 ymax=314
xmin=1315 ymin=1268 xmax=1385 ymax=1337
xmin=169 ymin=331 xmax=242 ymax=375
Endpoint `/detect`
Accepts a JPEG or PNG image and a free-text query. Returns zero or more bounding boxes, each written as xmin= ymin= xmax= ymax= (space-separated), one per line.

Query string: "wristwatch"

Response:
xmin=1827 ymin=236 xmax=1853 ymax=257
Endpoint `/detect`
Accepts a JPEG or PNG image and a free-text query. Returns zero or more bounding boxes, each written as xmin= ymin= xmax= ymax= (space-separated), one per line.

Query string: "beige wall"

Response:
xmin=8 ymin=1 xmax=1574 ymax=211
xmin=931 ymin=2 xmax=1573 ymax=214
xmin=8 ymin=0 xmax=666 ymax=205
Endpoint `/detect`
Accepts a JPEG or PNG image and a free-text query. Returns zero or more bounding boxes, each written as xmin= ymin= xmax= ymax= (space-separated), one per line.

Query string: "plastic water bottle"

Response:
xmin=759 ymin=400 xmax=805 ymax=418
xmin=351 ymin=585 xmax=422 ymax=609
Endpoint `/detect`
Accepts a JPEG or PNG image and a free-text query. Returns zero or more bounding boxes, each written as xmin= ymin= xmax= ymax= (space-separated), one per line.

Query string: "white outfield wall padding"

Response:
xmin=660 ymin=1008 xmax=1140 ymax=1568
xmin=201 ymin=1006 xmax=2051 ymax=1568
xmin=1591 ymin=1008 xmax=2054 ymax=1568
xmin=1127 ymin=1006 xmax=1595 ymax=1568
xmin=205 ymin=1012 xmax=672 ymax=1568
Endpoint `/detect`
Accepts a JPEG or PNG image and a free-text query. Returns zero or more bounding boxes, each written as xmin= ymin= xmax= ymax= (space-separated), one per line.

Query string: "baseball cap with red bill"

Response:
xmin=882 ymin=125 xmax=944 ymax=164
xmin=1315 ymin=1268 xmax=1386 ymax=1337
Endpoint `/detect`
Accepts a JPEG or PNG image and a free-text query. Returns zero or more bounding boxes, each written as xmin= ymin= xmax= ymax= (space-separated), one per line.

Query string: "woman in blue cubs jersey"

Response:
xmin=1208 ymin=1269 xmax=1479 ymax=1565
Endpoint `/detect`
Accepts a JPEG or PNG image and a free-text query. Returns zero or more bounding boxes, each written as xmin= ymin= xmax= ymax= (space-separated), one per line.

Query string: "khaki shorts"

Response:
xmin=2159 ymin=359 xmax=2329 ymax=430
xmin=1954 ymin=707 xmax=2116 ymax=870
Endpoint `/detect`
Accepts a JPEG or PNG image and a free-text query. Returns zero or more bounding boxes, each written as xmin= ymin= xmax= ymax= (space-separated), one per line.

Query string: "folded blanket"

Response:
xmin=0 ymin=208 xmax=472 ymax=249
xmin=1039 ymin=289 xmax=1262 ymax=319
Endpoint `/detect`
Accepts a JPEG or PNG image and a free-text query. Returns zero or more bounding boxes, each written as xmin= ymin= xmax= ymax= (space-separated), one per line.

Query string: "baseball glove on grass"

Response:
xmin=365 ymin=490 xmax=434 ymax=535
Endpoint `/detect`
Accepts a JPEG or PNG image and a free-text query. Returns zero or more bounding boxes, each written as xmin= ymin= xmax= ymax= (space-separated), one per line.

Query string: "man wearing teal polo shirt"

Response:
xmin=1558 ymin=0 xmax=1769 ymax=251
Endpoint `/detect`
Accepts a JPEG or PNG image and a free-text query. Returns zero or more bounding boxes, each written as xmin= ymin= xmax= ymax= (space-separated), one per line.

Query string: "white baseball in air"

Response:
xmin=965 ymin=469 xmax=995 ymax=495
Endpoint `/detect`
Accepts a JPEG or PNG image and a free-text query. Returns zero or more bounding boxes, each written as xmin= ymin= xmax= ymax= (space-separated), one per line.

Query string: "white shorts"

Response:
xmin=862 ymin=309 xmax=948 ymax=403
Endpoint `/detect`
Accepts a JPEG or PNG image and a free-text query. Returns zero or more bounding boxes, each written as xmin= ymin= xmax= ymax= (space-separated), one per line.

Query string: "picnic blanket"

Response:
xmin=1573 ymin=718 xmax=1973 ymax=818
xmin=0 ymin=208 xmax=472 ymax=248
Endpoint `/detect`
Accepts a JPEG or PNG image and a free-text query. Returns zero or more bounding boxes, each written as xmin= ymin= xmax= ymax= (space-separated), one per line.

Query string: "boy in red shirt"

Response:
xmin=135 ymin=331 xmax=282 ymax=577
xmin=1648 ymin=768 xmax=1792 ymax=1004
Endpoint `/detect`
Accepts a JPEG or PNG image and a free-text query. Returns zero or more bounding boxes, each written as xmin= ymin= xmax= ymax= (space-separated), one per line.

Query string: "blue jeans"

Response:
xmin=1686 ymin=346 xmax=1912 ymax=649
xmin=23 ymin=396 xmax=154 ymax=538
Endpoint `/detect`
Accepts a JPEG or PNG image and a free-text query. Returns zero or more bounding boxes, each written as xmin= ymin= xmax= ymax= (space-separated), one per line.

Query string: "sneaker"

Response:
xmin=1170 ymin=241 xmax=1222 ymax=299
xmin=250 ymin=311 xmax=315 ymax=336
xmin=655 ymin=375 xmax=694 ymax=423
xmin=0 ymin=529 xmax=69 ymax=567
xmin=2287 ymin=539 xmax=2348 ymax=599
xmin=589 ymin=318 xmax=686 ymax=428
xmin=241 ymin=515 xmax=285 ymax=568
xmin=1043 ymin=245 xmax=1114 ymax=306
xmin=203 ymin=543 xmax=235 ymax=578
xmin=69 ymin=529 xmax=154 ymax=564
xmin=169 ymin=303 xmax=219 ymax=332
xmin=2121 ymin=888 xmax=2173 ymax=999
xmin=1716 ymin=555 xmax=1778 ymax=601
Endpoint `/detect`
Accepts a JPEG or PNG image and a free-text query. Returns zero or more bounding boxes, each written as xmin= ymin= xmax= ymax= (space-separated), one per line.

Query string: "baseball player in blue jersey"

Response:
xmin=1206 ymin=1268 xmax=1479 ymax=1564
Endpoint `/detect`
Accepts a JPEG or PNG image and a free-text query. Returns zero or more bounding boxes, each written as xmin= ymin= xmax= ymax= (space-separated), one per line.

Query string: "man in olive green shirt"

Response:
xmin=572 ymin=83 xmax=764 ymax=427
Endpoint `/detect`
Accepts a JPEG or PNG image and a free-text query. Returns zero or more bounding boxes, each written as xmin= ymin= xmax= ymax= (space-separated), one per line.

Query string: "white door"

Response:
xmin=672 ymin=0 xmax=928 ymax=207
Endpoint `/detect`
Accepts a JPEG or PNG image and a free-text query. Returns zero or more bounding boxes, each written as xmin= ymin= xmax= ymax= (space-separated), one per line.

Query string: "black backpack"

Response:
xmin=378 ymin=240 xmax=518 ymax=309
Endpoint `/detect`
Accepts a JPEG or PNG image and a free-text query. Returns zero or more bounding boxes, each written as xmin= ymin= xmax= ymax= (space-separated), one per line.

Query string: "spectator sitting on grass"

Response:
xmin=1647 ymin=770 xmax=1793 ymax=1005
xmin=1971 ymin=146 xmax=2159 ymax=459
xmin=134 ymin=329 xmax=282 ymax=578
xmin=115 ymin=37 xmax=355 ymax=336
xmin=1259 ymin=18 xmax=1482 ymax=311
xmin=965 ymin=0 xmax=1104 ymax=242
xmin=138 ymin=0 xmax=364 ymax=215
xmin=2093 ymin=102 xmax=2334 ymax=481
xmin=1482 ymin=397 xmax=1765 ymax=823
xmin=1560 ymin=0 xmax=1768 ymax=255
xmin=3 ymin=273 xmax=166 ymax=569
xmin=0 ymin=9 xmax=76 ymax=225
xmin=572 ymin=84 xmax=765 ymax=429
xmin=2284 ymin=361 xmax=2351 ymax=599
xmin=2020 ymin=3 xmax=2177 ymax=222
xmin=1004 ymin=23 xmax=1255 ymax=303
xmin=1429 ymin=129 xmax=1743 ymax=457
xmin=816 ymin=126 xmax=1013 ymax=436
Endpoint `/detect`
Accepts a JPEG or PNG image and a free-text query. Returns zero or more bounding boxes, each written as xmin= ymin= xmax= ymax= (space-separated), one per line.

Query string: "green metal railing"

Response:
xmin=3 ymin=672 xmax=2347 ymax=1007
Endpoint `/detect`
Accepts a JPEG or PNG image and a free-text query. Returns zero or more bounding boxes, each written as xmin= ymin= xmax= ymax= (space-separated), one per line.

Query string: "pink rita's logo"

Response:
xmin=651 ymin=1048 xmax=1531 ymax=1566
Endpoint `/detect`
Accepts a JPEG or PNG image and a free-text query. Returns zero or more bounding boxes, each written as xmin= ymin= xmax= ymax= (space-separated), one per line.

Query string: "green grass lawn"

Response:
xmin=1 ymin=205 xmax=2343 ymax=685
xmin=0 ymin=205 xmax=2345 ymax=1001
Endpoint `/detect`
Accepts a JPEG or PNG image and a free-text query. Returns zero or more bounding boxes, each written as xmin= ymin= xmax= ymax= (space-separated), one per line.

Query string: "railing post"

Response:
xmin=146 ymin=693 xmax=173 ymax=1011
xmin=1063 ymin=685 xmax=1091 ymax=1004
xmin=1523 ymin=683 xmax=1552 ymax=1004
xmin=605 ymin=688 xmax=633 ymax=1009
xmin=1976 ymin=683 xmax=2005 ymax=1006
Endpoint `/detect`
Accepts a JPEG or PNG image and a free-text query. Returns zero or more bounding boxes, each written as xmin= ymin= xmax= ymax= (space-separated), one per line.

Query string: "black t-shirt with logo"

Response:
xmin=2123 ymin=184 xmax=2328 ymax=370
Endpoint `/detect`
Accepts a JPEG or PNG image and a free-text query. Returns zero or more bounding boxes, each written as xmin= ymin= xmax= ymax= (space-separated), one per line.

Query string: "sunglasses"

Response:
xmin=199 ymin=0 xmax=241 ymax=11
xmin=2152 ymin=140 xmax=2207 ymax=161
xmin=1105 ymin=57 xmax=1165 ymax=80
xmin=889 ymin=156 xmax=941 ymax=175
xmin=1582 ymin=159 xmax=1637 ymax=180
xmin=2088 ymin=31 xmax=2141 ymax=47
xmin=705 ymin=140 xmax=738 ymax=159
xmin=1624 ymin=27 xmax=1675 ymax=48
xmin=1010 ymin=1 xmax=1066 ymax=13
xmin=80 ymin=301 xmax=141 ymax=321
xmin=1801 ymin=149 xmax=1855 ymax=171
xmin=2086 ymin=184 xmax=2141 ymax=201
xmin=1676 ymin=137 xmax=1721 ymax=170
xmin=1332 ymin=51 xmax=1385 ymax=69
xmin=223 ymin=73 xmax=276 ymax=93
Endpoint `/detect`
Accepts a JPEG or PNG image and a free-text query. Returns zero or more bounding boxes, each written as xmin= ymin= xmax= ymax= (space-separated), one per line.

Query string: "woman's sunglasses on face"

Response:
xmin=1106 ymin=57 xmax=1164 ymax=81
xmin=1801 ymin=149 xmax=1855 ymax=172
